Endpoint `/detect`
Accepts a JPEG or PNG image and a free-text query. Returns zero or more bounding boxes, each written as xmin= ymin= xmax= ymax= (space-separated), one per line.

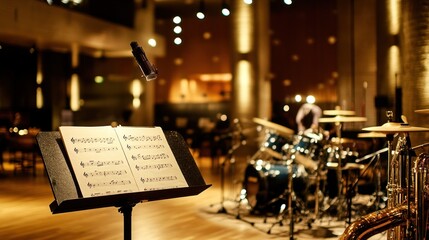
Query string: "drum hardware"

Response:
xmin=211 ymin=119 xmax=247 ymax=214
xmin=319 ymin=112 xmax=368 ymax=220
xmin=341 ymin=111 xmax=429 ymax=240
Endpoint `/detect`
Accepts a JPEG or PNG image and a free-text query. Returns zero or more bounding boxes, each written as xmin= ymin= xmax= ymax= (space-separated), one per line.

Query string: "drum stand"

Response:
xmin=264 ymin=160 xmax=302 ymax=239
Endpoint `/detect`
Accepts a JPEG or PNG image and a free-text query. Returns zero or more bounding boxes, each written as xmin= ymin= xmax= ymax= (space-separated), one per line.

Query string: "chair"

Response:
xmin=8 ymin=134 xmax=38 ymax=176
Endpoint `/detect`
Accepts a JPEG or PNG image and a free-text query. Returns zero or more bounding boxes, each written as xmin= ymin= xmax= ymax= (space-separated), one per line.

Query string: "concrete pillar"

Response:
xmin=230 ymin=0 xmax=271 ymax=121
xmin=401 ymin=0 xmax=429 ymax=145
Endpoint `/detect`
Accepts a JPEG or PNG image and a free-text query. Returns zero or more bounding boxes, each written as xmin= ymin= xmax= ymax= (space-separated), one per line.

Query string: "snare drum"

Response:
xmin=260 ymin=132 xmax=291 ymax=160
xmin=289 ymin=133 xmax=324 ymax=171
xmin=243 ymin=160 xmax=308 ymax=213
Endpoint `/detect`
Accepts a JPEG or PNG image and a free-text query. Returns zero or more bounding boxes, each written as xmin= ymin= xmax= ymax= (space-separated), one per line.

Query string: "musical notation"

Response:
xmin=87 ymin=179 xmax=132 ymax=189
xmin=140 ymin=175 xmax=178 ymax=184
xmin=74 ymin=146 xmax=119 ymax=154
xmin=83 ymin=169 xmax=128 ymax=178
xmin=90 ymin=189 xmax=134 ymax=197
xmin=59 ymin=125 xmax=189 ymax=198
xmin=126 ymin=144 xmax=165 ymax=150
xmin=80 ymin=160 xmax=125 ymax=168
xmin=130 ymin=153 xmax=169 ymax=161
xmin=122 ymin=134 xmax=163 ymax=142
xmin=135 ymin=163 xmax=173 ymax=171
xmin=70 ymin=137 xmax=116 ymax=145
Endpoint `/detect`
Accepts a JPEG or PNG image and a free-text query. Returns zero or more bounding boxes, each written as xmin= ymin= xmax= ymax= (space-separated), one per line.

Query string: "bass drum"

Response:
xmin=243 ymin=160 xmax=308 ymax=214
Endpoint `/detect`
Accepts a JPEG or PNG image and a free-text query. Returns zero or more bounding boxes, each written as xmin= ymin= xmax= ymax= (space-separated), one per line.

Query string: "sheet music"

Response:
xmin=59 ymin=126 xmax=189 ymax=198
xmin=59 ymin=126 xmax=139 ymax=197
xmin=115 ymin=126 xmax=188 ymax=191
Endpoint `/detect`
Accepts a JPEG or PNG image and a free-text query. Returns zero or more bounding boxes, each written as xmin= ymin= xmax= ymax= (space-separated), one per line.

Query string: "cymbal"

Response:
xmin=323 ymin=109 xmax=356 ymax=116
xmin=358 ymin=132 xmax=386 ymax=138
xmin=319 ymin=116 xmax=367 ymax=123
xmin=327 ymin=162 xmax=365 ymax=170
xmin=330 ymin=137 xmax=356 ymax=144
xmin=363 ymin=122 xmax=429 ymax=133
xmin=253 ymin=117 xmax=294 ymax=136
xmin=415 ymin=109 xmax=429 ymax=114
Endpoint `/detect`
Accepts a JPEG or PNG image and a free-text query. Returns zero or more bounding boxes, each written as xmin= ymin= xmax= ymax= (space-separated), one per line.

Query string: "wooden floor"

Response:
xmin=0 ymin=151 xmax=387 ymax=240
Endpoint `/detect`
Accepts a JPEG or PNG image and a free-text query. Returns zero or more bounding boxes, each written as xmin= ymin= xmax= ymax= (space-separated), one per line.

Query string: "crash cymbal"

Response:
xmin=363 ymin=122 xmax=429 ymax=133
xmin=253 ymin=117 xmax=294 ymax=136
xmin=323 ymin=109 xmax=356 ymax=116
xmin=415 ymin=109 xmax=429 ymax=114
xmin=319 ymin=116 xmax=367 ymax=123
xmin=358 ymin=132 xmax=386 ymax=138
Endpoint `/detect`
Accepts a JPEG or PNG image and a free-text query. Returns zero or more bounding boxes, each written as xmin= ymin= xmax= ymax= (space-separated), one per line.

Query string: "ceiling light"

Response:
xmin=196 ymin=0 xmax=205 ymax=20
xmin=221 ymin=0 xmax=230 ymax=16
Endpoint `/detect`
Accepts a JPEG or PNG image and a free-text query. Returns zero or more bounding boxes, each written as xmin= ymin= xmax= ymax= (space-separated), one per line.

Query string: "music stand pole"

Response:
xmin=119 ymin=203 xmax=137 ymax=240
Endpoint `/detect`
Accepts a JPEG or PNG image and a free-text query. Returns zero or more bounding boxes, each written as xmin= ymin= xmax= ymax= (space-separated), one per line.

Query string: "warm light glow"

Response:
xmin=70 ymin=73 xmax=80 ymax=111
xmin=306 ymin=95 xmax=316 ymax=104
xmin=180 ymin=78 xmax=189 ymax=98
xmin=174 ymin=37 xmax=182 ymax=45
xmin=173 ymin=26 xmax=182 ymax=34
xmin=295 ymin=94 xmax=302 ymax=102
xmin=234 ymin=2 xmax=253 ymax=53
xmin=235 ymin=60 xmax=252 ymax=109
xmin=148 ymin=38 xmax=157 ymax=47
xmin=283 ymin=105 xmax=290 ymax=112
xmin=388 ymin=0 xmax=400 ymax=35
xmin=94 ymin=75 xmax=104 ymax=83
xmin=199 ymin=73 xmax=232 ymax=82
xmin=327 ymin=36 xmax=337 ymax=45
xmin=36 ymin=87 xmax=43 ymax=109
xmin=243 ymin=0 xmax=252 ymax=4
xmin=173 ymin=16 xmax=182 ymax=24
xmin=36 ymin=71 xmax=43 ymax=85
xmin=196 ymin=12 xmax=205 ymax=19
xmin=388 ymin=45 xmax=400 ymax=86
xmin=132 ymin=98 xmax=141 ymax=109
xmin=131 ymin=79 xmax=143 ymax=98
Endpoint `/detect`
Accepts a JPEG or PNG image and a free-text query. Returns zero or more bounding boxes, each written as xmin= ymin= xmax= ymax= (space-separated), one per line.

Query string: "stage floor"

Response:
xmin=0 ymin=152 xmax=387 ymax=240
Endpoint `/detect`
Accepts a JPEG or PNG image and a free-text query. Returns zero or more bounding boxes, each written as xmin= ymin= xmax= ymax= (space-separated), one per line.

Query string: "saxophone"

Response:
xmin=339 ymin=203 xmax=414 ymax=240
xmin=340 ymin=148 xmax=429 ymax=240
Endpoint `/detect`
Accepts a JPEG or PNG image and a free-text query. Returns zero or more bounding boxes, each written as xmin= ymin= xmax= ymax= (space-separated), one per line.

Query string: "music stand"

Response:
xmin=37 ymin=130 xmax=211 ymax=240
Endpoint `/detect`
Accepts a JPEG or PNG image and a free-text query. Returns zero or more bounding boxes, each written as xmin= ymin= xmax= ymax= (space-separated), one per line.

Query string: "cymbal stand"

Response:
xmin=333 ymin=121 xmax=345 ymax=218
xmin=216 ymin=140 xmax=242 ymax=214
xmin=345 ymin=153 xmax=381 ymax=224
xmin=264 ymin=159 xmax=297 ymax=239
xmin=212 ymin=120 xmax=247 ymax=214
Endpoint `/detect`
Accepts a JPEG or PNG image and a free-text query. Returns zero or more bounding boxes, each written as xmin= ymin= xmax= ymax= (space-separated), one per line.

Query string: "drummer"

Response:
xmin=296 ymin=102 xmax=322 ymax=134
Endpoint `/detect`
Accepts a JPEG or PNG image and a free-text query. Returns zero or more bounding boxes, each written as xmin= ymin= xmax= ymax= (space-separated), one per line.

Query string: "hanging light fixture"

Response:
xmin=196 ymin=0 xmax=205 ymax=20
xmin=221 ymin=0 xmax=230 ymax=16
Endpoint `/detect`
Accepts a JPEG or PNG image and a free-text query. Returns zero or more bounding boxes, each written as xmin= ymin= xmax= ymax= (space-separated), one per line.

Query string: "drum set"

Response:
xmin=233 ymin=109 xmax=429 ymax=239
xmin=238 ymin=109 xmax=389 ymax=236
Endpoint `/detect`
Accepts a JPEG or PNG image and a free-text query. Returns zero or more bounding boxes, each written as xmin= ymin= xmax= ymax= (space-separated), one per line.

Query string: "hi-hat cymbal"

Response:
xmin=253 ymin=117 xmax=294 ymax=136
xmin=323 ymin=109 xmax=356 ymax=116
xmin=358 ymin=132 xmax=386 ymax=138
xmin=415 ymin=109 xmax=429 ymax=114
xmin=319 ymin=116 xmax=367 ymax=123
xmin=363 ymin=122 xmax=429 ymax=133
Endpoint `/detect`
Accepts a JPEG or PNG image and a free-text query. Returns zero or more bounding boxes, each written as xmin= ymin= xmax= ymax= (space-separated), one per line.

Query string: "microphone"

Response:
xmin=130 ymin=41 xmax=158 ymax=81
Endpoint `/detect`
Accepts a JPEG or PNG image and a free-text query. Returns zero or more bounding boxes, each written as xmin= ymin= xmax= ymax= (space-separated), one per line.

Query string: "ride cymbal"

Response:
xmin=253 ymin=117 xmax=294 ymax=136
xmin=415 ymin=109 xmax=429 ymax=114
xmin=358 ymin=132 xmax=386 ymax=138
xmin=363 ymin=122 xmax=429 ymax=133
xmin=323 ymin=109 xmax=356 ymax=116
xmin=319 ymin=116 xmax=367 ymax=123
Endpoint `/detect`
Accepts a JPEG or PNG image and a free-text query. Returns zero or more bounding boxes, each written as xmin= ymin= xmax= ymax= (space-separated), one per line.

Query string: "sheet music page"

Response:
xmin=115 ymin=126 xmax=189 ymax=191
xmin=59 ymin=126 xmax=139 ymax=198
